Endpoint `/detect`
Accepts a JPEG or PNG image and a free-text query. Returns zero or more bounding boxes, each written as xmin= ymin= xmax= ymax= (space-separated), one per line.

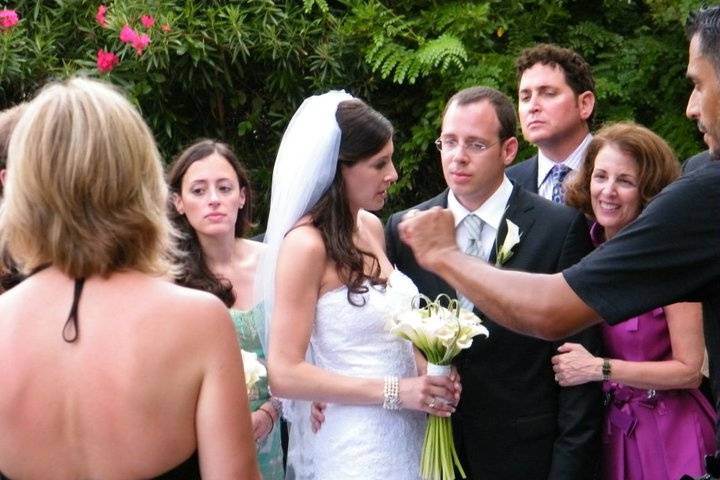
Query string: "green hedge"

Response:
xmin=0 ymin=0 xmax=707 ymax=229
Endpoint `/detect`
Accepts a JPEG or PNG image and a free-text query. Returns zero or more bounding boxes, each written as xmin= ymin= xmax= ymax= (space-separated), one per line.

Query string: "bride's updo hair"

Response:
xmin=308 ymin=99 xmax=394 ymax=306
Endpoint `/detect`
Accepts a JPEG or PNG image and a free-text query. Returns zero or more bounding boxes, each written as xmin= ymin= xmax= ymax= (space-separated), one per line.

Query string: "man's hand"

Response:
xmin=398 ymin=207 xmax=458 ymax=271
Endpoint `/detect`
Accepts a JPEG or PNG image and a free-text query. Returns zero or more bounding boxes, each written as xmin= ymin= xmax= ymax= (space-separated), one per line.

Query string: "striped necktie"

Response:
xmin=459 ymin=214 xmax=483 ymax=311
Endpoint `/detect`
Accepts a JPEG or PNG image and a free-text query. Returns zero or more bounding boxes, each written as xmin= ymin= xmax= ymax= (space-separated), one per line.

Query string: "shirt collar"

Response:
xmin=447 ymin=175 xmax=514 ymax=230
xmin=537 ymin=133 xmax=593 ymax=187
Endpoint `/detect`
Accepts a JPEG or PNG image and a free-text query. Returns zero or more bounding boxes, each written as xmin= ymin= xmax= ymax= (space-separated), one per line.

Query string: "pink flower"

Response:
xmin=95 ymin=5 xmax=107 ymax=27
xmin=119 ymin=24 xmax=137 ymax=43
xmin=0 ymin=9 xmax=19 ymax=29
xmin=132 ymin=33 xmax=151 ymax=55
xmin=96 ymin=49 xmax=119 ymax=72
xmin=160 ymin=23 xmax=171 ymax=32
xmin=140 ymin=15 xmax=155 ymax=28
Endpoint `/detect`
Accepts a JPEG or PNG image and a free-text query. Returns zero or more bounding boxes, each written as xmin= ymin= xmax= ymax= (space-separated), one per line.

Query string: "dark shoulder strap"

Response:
xmin=62 ymin=278 xmax=85 ymax=343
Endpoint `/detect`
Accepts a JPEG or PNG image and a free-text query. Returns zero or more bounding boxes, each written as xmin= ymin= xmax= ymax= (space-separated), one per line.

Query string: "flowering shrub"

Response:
xmin=96 ymin=49 xmax=119 ymax=72
xmin=140 ymin=15 xmax=154 ymax=28
xmin=0 ymin=1 xmax=706 ymax=232
xmin=0 ymin=9 xmax=18 ymax=29
xmin=95 ymin=5 xmax=107 ymax=27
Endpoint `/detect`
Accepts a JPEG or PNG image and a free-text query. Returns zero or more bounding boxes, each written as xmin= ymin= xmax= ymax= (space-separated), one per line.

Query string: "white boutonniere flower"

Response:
xmin=495 ymin=219 xmax=521 ymax=266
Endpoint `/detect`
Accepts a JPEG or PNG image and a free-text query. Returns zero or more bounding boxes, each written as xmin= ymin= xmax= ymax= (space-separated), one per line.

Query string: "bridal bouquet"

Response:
xmin=241 ymin=349 xmax=267 ymax=394
xmin=387 ymin=294 xmax=489 ymax=480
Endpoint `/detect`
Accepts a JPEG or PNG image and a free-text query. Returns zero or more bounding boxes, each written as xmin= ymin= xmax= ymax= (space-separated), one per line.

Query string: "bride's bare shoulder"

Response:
xmin=282 ymin=220 xmax=327 ymax=261
xmin=357 ymin=209 xmax=385 ymax=244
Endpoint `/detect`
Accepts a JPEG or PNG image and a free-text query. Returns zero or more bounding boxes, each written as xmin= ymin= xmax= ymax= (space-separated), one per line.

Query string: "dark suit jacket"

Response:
xmin=683 ymin=150 xmax=715 ymax=174
xmin=506 ymin=154 xmax=539 ymax=193
xmin=386 ymin=185 xmax=602 ymax=480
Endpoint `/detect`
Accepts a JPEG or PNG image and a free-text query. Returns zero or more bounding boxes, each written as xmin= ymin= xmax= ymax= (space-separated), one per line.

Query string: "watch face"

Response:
xmin=602 ymin=358 xmax=611 ymax=380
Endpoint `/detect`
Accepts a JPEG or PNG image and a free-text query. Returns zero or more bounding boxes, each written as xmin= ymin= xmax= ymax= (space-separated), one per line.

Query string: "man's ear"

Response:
xmin=501 ymin=137 xmax=519 ymax=167
xmin=0 ymin=169 xmax=6 ymax=187
xmin=578 ymin=91 xmax=595 ymax=122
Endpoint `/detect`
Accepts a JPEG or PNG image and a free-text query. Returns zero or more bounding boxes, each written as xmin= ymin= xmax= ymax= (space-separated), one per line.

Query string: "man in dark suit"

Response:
xmin=507 ymin=45 xmax=595 ymax=203
xmin=386 ymin=86 xmax=601 ymax=480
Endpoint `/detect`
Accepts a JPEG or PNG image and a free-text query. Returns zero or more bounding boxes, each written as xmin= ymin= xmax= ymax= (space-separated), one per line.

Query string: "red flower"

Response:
xmin=95 ymin=5 xmax=107 ymax=28
xmin=0 ymin=9 xmax=19 ymax=29
xmin=140 ymin=15 xmax=155 ymax=28
xmin=160 ymin=23 xmax=171 ymax=32
xmin=132 ymin=33 xmax=151 ymax=55
xmin=119 ymin=24 xmax=137 ymax=43
xmin=96 ymin=49 xmax=119 ymax=72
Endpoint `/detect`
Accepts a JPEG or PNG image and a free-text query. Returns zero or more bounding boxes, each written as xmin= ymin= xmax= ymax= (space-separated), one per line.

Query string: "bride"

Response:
xmin=262 ymin=91 xmax=459 ymax=479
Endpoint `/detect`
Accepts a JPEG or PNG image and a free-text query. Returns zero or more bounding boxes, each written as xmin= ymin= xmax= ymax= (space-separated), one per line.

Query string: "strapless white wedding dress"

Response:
xmin=290 ymin=270 xmax=425 ymax=480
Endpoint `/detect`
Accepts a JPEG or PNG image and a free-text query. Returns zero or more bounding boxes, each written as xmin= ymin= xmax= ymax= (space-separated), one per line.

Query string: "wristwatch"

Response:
xmin=602 ymin=358 xmax=611 ymax=381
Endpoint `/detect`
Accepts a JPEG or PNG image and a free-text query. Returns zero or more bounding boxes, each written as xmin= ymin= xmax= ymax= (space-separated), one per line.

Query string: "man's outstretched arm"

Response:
xmin=399 ymin=207 xmax=600 ymax=340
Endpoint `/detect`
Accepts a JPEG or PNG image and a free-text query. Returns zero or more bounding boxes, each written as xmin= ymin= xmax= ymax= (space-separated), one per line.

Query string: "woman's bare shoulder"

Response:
xmin=357 ymin=209 xmax=385 ymax=243
xmin=241 ymin=237 xmax=267 ymax=254
xmin=156 ymin=277 xmax=227 ymax=314
xmin=283 ymin=222 xmax=327 ymax=259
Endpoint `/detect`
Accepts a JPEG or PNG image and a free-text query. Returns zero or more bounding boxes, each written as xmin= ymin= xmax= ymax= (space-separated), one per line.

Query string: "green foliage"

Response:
xmin=333 ymin=0 xmax=708 ymax=214
xmin=0 ymin=0 xmax=710 ymax=228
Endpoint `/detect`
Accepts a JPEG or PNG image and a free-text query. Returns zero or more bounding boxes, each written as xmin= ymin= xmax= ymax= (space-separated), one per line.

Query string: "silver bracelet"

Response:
xmin=383 ymin=376 xmax=401 ymax=410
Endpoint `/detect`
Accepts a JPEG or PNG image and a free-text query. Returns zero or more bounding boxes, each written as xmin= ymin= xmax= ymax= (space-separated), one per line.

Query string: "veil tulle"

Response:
xmin=257 ymin=90 xmax=353 ymax=479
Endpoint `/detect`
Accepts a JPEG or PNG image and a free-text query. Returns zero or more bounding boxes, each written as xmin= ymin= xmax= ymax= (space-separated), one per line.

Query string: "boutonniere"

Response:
xmin=495 ymin=219 xmax=522 ymax=266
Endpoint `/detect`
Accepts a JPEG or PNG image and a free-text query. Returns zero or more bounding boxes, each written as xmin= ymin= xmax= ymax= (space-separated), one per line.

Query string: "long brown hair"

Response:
xmin=167 ymin=139 xmax=254 ymax=307
xmin=308 ymin=99 xmax=394 ymax=306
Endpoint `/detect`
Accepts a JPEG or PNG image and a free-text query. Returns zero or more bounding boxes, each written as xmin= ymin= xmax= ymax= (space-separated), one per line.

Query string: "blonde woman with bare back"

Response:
xmin=0 ymin=78 xmax=260 ymax=480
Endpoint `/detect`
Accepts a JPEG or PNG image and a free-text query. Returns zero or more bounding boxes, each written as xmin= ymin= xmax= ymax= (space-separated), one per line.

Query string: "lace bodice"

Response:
xmin=292 ymin=270 xmax=424 ymax=480
xmin=310 ymin=269 xmax=419 ymax=379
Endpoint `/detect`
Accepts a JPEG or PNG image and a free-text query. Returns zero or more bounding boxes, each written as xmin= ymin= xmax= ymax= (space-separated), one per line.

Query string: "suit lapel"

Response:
xmin=520 ymin=155 xmax=539 ymax=193
xmin=419 ymin=190 xmax=456 ymax=299
xmin=490 ymin=186 xmax=536 ymax=268
xmin=515 ymin=158 xmax=538 ymax=193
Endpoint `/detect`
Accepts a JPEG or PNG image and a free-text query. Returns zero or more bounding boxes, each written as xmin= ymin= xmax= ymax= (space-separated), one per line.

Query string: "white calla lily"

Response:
xmin=495 ymin=219 xmax=522 ymax=266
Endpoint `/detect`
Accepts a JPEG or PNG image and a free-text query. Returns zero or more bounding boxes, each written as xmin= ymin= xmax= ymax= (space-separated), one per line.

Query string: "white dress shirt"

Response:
xmin=447 ymin=175 xmax=514 ymax=261
xmin=536 ymin=134 xmax=592 ymax=201
xmin=447 ymin=175 xmax=514 ymax=310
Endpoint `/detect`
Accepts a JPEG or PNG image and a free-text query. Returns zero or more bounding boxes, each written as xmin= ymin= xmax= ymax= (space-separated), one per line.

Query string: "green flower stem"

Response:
xmin=421 ymin=415 xmax=466 ymax=480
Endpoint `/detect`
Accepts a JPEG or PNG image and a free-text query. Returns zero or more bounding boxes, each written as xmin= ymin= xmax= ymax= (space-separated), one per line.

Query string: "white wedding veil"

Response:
xmin=257 ymin=90 xmax=353 ymax=479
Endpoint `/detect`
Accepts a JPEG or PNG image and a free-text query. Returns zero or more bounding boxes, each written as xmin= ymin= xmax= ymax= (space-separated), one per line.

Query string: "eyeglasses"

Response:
xmin=434 ymin=137 xmax=501 ymax=155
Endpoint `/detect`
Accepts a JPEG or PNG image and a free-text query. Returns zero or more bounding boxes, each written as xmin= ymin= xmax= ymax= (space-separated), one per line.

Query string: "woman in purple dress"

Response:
xmin=553 ymin=122 xmax=716 ymax=480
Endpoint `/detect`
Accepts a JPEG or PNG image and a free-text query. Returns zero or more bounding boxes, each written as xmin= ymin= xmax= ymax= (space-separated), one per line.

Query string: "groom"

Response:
xmin=386 ymin=86 xmax=601 ymax=479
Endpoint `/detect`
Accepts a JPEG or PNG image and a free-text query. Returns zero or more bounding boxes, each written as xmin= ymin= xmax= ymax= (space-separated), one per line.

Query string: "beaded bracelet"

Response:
xmin=383 ymin=376 xmax=401 ymax=410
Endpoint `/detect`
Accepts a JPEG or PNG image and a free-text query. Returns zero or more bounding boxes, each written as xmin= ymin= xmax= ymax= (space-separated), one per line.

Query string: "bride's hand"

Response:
xmin=310 ymin=401 xmax=327 ymax=433
xmin=414 ymin=348 xmax=428 ymax=375
xmin=449 ymin=366 xmax=462 ymax=400
xmin=399 ymin=375 xmax=458 ymax=416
